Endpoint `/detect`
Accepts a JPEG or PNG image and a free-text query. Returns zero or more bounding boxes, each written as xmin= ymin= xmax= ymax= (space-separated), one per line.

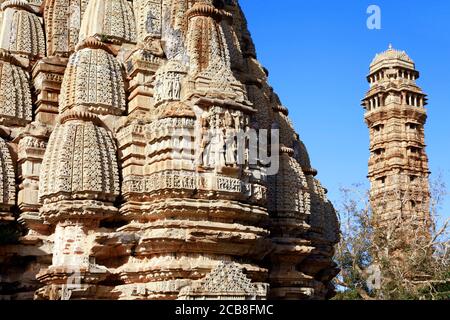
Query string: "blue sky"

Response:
xmin=240 ymin=0 xmax=450 ymax=220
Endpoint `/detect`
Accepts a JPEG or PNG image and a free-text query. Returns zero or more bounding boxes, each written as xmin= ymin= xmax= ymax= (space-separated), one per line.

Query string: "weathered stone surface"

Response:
xmin=0 ymin=0 xmax=45 ymax=60
xmin=79 ymin=0 xmax=136 ymax=44
xmin=0 ymin=136 xmax=15 ymax=221
xmin=59 ymin=42 xmax=126 ymax=116
xmin=0 ymin=51 xmax=32 ymax=126
xmin=0 ymin=0 xmax=340 ymax=300
xmin=43 ymin=0 xmax=89 ymax=57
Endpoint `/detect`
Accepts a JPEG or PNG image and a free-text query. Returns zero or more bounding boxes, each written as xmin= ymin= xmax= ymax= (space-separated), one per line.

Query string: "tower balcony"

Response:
xmin=368 ymin=152 xmax=428 ymax=174
xmin=370 ymin=131 xmax=424 ymax=147
xmin=363 ymin=90 xmax=428 ymax=118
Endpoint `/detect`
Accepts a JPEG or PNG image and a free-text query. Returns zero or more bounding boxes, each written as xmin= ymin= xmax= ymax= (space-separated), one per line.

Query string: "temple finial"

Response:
xmin=388 ymin=43 xmax=393 ymax=50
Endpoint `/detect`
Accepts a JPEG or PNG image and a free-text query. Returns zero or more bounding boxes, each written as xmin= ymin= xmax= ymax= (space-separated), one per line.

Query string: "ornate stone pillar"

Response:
xmin=32 ymin=57 xmax=68 ymax=125
xmin=15 ymin=126 xmax=51 ymax=238
xmin=125 ymin=48 xmax=164 ymax=118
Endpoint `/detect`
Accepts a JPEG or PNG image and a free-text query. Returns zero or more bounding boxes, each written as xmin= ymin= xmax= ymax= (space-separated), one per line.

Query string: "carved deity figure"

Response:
xmin=224 ymin=110 xmax=233 ymax=128
xmin=196 ymin=110 xmax=210 ymax=167
xmin=225 ymin=129 xmax=237 ymax=166
xmin=214 ymin=128 xmax=226 ymax=170
xmin=173 ymin=75 xmax=181 ymax=99
xmin=197 ymin=108 xmax=234 ymax=170
xmin=232 ymin=111 xmax=241 ymax=132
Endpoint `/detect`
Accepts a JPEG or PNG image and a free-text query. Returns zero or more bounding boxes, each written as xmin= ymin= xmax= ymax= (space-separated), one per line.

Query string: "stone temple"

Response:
xmin=362 ymin=45 xmax=431 ymax=261
xmin=0 ymin=0 xmax=339 ymax=300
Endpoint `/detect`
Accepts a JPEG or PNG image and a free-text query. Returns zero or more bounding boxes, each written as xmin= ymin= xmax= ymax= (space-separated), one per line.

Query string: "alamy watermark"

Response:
xmin=367 ymin=5 xmax=382 ymax=30
xmin=366 ymin=264 xmax=382 ymax=290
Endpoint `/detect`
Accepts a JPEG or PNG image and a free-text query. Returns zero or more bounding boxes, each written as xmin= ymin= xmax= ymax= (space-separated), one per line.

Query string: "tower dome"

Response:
xmin=59 ymin=40 xmax=126 ymax=116
xmin=39 ymin=110 xmax=120 ymax=205
xmin=0 ymin=136 xmax=15 ymax=220
xmin=0 ymin=0 xmax=45 ymax=59
xmin=370 ymin=44 xmax=415 ymax=73
xmin=78 ymin=0 xmax=136 ymax=45
xmin=0 ymin=51 xmax=32 ymax=126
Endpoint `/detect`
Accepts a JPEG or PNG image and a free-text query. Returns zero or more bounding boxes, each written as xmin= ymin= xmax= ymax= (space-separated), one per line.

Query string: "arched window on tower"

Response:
xmin=407 ymin=146 xmax=421 ymax=156
xmin=373 ymin=124 xmax=384 ymax=133
xmin=376 ymin=176 xmax=386 ymax=187
xmin=373 ymin=148 xmax=385 ymax=157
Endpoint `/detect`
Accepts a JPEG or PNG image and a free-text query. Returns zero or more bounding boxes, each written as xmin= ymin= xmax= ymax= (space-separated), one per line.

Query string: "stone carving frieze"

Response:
xmin=153 ymin=60 xmax=187 ymax=104
xmin=122 ymin=172 xmax=262 ymax=197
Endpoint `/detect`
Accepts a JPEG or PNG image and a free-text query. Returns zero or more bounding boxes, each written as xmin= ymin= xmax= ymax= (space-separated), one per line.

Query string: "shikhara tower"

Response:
xmin=362 ymin=45 xmax=431 ymax=258
xmin=0 ymin=0 xmax=340 ymax=300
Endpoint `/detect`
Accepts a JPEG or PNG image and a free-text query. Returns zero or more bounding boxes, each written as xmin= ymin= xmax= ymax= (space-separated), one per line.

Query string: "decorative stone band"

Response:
xmin=302 ymin=167 xmax=318 ymax=176
xmin=36 ymin=266 xmax=109 ymax=287
xmin=0 ymin=49 xmax=22 ymax=66
xmin=39 ymin=199 xmax=118 ymax=224
xmin=186 ymin=3 xmax=224 ymax=21
xmin=158 ymin=102 xmax=196 ymax=120
xmin=272 ymin=104 xmax=289 ymax=116
xmin=114 ymin=280 xmax=192 ymax=299
xmin=120 ymin=198 xmax=269 ymax=226
xmin=34 ymin=72 xmax=64 ymax=84
xmin=75 ymin=37 xmax=116 ymax=55
xmin=280 ymin=145 xmax=295 ymax=156
xmin=125 ymin=48 xmax=162 ymax=76
xmin=122 ymin=172 xmax=266 ymax=203
xmin=1 ymin=0 xmax=33 ymax=12
xmin=145 ymin=117 xmax=195 ymax=142
xmin=121 ymin=223 xmax=270 ymax=260
xmin=221 ymin=8 xmax=233 ymax=20
xmin=117 ymin=255 xmax=268 ymax=279
xmin=191 ymin=95 xmax=255 ymax=113
xmin=17 ymin=135 xmax=47 ymax=159
xmin=59 ymin=108 xmax=104 ymax=126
